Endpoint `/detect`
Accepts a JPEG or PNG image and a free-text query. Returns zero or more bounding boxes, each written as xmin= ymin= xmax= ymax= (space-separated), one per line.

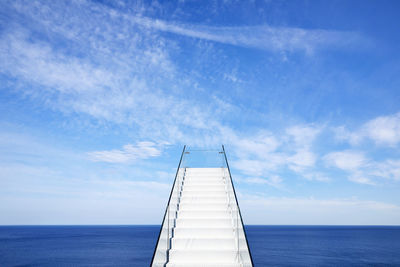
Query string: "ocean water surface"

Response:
xmin=0 ymin=225 xmax=399 ymax=266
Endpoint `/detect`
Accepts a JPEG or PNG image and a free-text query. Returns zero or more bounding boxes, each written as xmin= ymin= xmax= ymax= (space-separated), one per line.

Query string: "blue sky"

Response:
xmin=1 ymin=0 xmax=400 ymax=225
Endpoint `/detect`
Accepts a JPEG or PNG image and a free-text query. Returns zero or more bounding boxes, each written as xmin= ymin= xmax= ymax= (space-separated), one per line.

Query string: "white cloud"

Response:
xmin=348 ymin=174 xmax=375 ymax=185
xmin=0 ymin=31 xmax=117 ymax=94
xmin=284 ymin=125 xmax=320 ymax=172
xmin=2 ymin=1 xmax=399 ymax=225
xmin=0 ymin=130 xmax=174 ymax=224
xmin=230 ymin=125 xmax=324 ymax=183
xmin=303 ymin=172 xmax=331 ymax=182
xmin=364 ymin=112 xmax=400 ymax=146
xmin=288 ymin=149 xmax=316 ymax=172
xmin=87 ymin=141 xmax=162 ymax=163
xmin=10 ymin=1 xmax=260 ymax=145
xmin=334 ymin=126 xmax=363 ymax=145
xmin=323 ymin=150 xmax=372 ymax=184
xmin=335 ymin=112 xmax=400 ymax=147
xmin=370 ymin=159 xmax=400 ymax=181
xmin=323 ymin=150 xmax=400 ymax=185
xmin=0 ymin=1 xmax=367 ymax=149
xmin=231 ymin=151 xmax=286 ymax=177
xmin=233 ymin=132 xmax=280 ymax=158
xmin=233 ymin=159 xmax=269 ymax=176
xmin=330 ymin=113 xmax=400 ymax=184
xmin=286 ymin=125 xmax=321 ymax=148
xmin=229 ymin=131 xmax=285 ymax=176
xmin=127 ymin=15 xmax=365 ymax=54
xmin=245 ymin=175 xmax=283 ymax=188
xmin=324 ymin=150 xmax=366 ymax=171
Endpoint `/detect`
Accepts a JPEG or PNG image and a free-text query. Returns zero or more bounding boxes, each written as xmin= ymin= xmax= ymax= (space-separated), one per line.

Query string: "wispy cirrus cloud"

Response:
xmin=0 ymin=9 xmax=222 ymax=142
xmin=128 ymin=15 xmax=366 ymax=54
xmin=2 ymin=0 xmax=400 ymax=226
xmin=0 ymin=0 xmax=397 ymax=187
xmin=88 ymin=141 xmax=163 ymax=163
xmin=0 ymin=0 xmax=369 ymax=148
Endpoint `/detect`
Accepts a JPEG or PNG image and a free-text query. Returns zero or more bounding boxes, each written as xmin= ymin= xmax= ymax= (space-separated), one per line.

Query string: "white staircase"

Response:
xmin=167 ymin=168 xmax=240 ymax=266
xmin=151 ymin=148 xmax=252 ymax=267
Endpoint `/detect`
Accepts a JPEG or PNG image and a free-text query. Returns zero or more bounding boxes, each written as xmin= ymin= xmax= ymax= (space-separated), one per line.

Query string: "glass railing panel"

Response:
xmin=152 ymin=168 xmax=184 ymax=266
xmin=183 ymin=147 xmax=224 ymax=168
xmin=151 ymin=147 xmax=187 ymax=267
xmin=151 ymin=208 xmax=169 ymax=266
xmin=221 ymin=146 xmax=254 ymax=267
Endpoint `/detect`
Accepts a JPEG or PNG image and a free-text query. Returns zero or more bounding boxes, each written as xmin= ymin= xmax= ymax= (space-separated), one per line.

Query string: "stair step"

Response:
xmin=182 ymin=190 xmax=227 ymax=197
xmin=183 ymin=181 xmax=225 ymax=187
xmin=184 ymin=179 xmax=224 ymax=184
xmin=185 ymin=175 xmax=223 ymax=178
xmin=173 ymin=227 xmax=235 ymax=238
xmin=168 ymin=249 xmax=240 ymax=263
xmin=176 ymin=218 xmax=233 ymax=227
xmin=171 ymin=238 xmax=238 ymax=249
xmin=179 ymin=203 xmax=229 ymax=210
xmin=183 ymin=184 xmax=226 ymax=191
xmin=186 ymin=171 xmax=223 ymax=175
xmin=184 ymin=180 xmax=225 ymax=185
xmin=177 ymin=210 xmax=231 ymax=219
xmin=180 ymin=196 xmax=228 ymax=204
xmin=185 ymin=174 xmax=223 ymax=177
xmin=152 ymin=167 xmax=253 ymax=267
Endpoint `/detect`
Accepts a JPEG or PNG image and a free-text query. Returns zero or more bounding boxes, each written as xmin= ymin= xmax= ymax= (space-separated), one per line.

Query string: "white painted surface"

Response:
xmin=153 ymin=167 xmax=252 ymax=267
xmin=166 ymin=168 xmax=251 ymax=267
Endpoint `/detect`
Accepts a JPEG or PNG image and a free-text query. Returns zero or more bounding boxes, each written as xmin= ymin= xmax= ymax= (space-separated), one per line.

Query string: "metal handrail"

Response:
xmin=222 ymin=145 xmax=255 ymax=267
xmin=150 ymin=145 xmax=186 ymax=266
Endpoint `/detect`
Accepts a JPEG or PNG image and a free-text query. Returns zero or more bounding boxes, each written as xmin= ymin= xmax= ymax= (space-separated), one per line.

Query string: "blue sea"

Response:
xmin=1 ymin=226 xmax=399 ymax=266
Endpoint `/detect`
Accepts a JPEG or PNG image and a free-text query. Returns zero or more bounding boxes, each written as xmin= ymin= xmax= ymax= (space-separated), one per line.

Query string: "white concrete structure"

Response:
xmin=151 ymin=147 xmax=253 ymax=267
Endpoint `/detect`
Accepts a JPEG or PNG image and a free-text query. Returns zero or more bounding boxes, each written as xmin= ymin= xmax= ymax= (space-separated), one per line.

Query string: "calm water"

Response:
xmin=0 ymin=225 xmax=399 ymax=266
